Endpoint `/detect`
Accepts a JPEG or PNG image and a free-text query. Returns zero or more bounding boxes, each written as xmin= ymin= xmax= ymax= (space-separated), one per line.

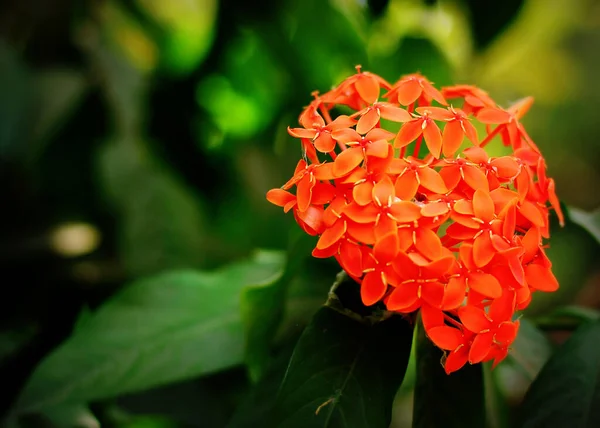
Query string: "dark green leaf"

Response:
xmin=228 ymin=344 xmax=295 ymax=428
xmin=31 ymin=69 xmax=88 ymax=154
xmin=491 ymin=319 xmax=552 ymax=427
xmin=484 ymin=362 xmax=510 ymax=428
xmin=412 ymin=323 xmax=485 ymax=428
xmin=269 ymin=306 xmax=414 ymax=428
xmin=97 ymin=140 xmax=209 ymax=276
xmin=41 ymin=404 xmax=99 ymax=428
xmin=546 ymin=306 xmax=600 ymax=324
xmin=518 ymin=319 xmax=600 ymax=427
xmin=567 ymin=207 xmax=600 ymax=245
xmin=496 ymin=319 xmax=552 ymax=404
xmin=240 ymin=232 xmax=316 ymax=381
xmin=14 ymin=251 xmax=285 ymax=413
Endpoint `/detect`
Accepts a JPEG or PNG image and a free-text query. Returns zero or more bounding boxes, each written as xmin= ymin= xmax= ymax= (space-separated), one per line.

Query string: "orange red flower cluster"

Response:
xmin=266 ymin=67 xmax=562 ymax=374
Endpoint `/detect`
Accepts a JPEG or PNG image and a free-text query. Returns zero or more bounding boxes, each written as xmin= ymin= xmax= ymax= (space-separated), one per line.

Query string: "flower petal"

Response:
xmin=476 ymin=108 xmax=511 ymax=124
xmin=519 ymin=200 xmax=546 ymax=227
xmin=394 ymin=172 xmax=419 ymax=201
xmin=421 ymin=281 xmax=445 ymax=307
xmin=372 ymin=176 xmax=395 ymax=206
xmin=467 ymin=272 xmax=502 ymax=299
xmin=421 ymin=201 xmax=449 ymax=217
xmin=266 ymin=188 xmax=296 ymax=207
xmin=316 ymin=219 xmax=347 ymax=250
xmin=444 ymin=345 xmax=469 ymax=374
xmin=396 ymin=79 xmax=422 ymax=105
xmin=458 ymin=305 xmax=491 ymax=333
xmin=353 ymin=181 xmax=375 ymax=206
xmin=473 ymin=189 xmax=495 ymax=222
xmin=288 ymin=127 xmax=317 ymax=139
xmin=366 ymin=139 xmax=391 ymax=158
xmin=473 ymin=232 xmax=495 ymax=268
xmin=314 ymin=132 xmax=337 ymax=153
xmin=442 ymin=120 xmax=464 ymax=157
xmin=333 ymin=146 xmax=364 ymax=177
xmin=524 ymin=263 xmax=559 ymax=292
xmin=442 ymin=277 xmax=467 ymax=310
xmin=423 ymin=121 xmax=443 ymax=158
xmin=495 ymin=321 xmax=519 ymax=346
xmin=356 ymin=107 xmax=380 ymax=134
xmin=331 ymin=128 xmax=361 ymax=144
xmin=386 ymin=282 xmax=419 ymax=311
xmin=418 ymin=167 xmax=448 ymax=194
xmin=374 ymin=232 xmax=399 ymax=264
xmin=361 ymin=271 xmax=387 ymax=306
xmin=469 ymin=332 xmax=494 ymax=364
xmin=339 ymin=240 xmax=363 ymax=277
xmin=388 ymin=201 xmax=422 ymax=223
xmin=394 ymin=120 xmax=423 ymax=148
xmin=428 ymin=326 xmax=464 ymax=350
xmin=463 ymin=165 xmax=489 ymax=192
xmin=355 ymin=74 xmax=380 ymax=104
xmin=296 ymin=174 xmax=315 ymax=212
xmin=343 ymin=202 xmax=379 ymax=223
xmin=347 ymin=222 xmax=376 ymax=245
xmin=379 ymin=104 xmax=412 ymax=122
xmin=415 ymin=228 xmax=443 ymax=260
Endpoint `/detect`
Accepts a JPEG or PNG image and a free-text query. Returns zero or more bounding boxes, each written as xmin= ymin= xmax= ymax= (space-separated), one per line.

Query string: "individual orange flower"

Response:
xmin=288 ymin=114 xmax=356 ymax=153
xmin=386 ymin=250 xmax=455 ymax=313
xmin=388 ymin=157 xmax=448 ymax=200
xmin=385 ymin=73 xmax=447 ymax=106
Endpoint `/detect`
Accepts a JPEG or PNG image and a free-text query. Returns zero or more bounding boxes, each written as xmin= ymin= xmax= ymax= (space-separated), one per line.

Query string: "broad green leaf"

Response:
xmin=31 ymin=69 xmax=88 ymax=154
xmin=241 ymin=232 xmax=316 ymax=381
xmin=269 ymin=306 xmax=414 ymax=428
xmin=568 ymin=207 xmax=600 ymax=246
xmin=14 ymin=251 xmax=285 ymax=413
xmin=97 ymin=140 xmax=209 ymax=276
xmin=228 ymin=343 xmax=296 ymax=428
xmin=42 ymin=404 xmax=100 ymax=428
xmin=545 ymin=305 xmax=600 ymax=324
xmin=518 ymin=319 xmax=600 ymax=427
xmin=484 ymin=362 xmax=510 ymax=428
xmin=496 ymin=319 xmax=552 ymax=407
xmin=412 ymin=323 xmax=485 ymax=428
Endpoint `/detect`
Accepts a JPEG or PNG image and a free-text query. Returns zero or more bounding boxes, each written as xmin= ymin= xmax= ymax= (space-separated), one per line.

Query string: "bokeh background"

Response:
xmin=1 ymin=0 xmax=599 ymax=427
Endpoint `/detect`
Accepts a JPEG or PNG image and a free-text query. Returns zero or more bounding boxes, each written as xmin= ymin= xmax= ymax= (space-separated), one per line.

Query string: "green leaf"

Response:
xmin=412 ymin=322 xmax=485 ymax=428
xmin=240 ymin=232 xmax=316 ymax=381
xmin=496 ymin=319 xmax=552 ymax=407
xmin=518 ymin=319 xmax=600 ymax=427
xmin=546 ymin=305 xmax=600 ymax=324
xmin=564 ymin=206 xmax=600 ymax=245
xmin=31 ymin=69 xmax=88 ymax=153
xmin=97 ymin=140 xmax=209 ymax=276
xmin=228 ymin=343 xmax=295 ymax=428
xmin=484 ymin=362 xmax=511 ymax=428
xmin=269 ymin=306 xmax=414 ymax=428
xmin=14 ymin=251 xmax=285 ymax=413
xmin=42 ymin=404 xmax=100 ymax=428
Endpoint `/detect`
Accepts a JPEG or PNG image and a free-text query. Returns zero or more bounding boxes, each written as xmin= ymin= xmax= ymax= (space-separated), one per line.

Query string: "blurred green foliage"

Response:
xmin=0 ymin=0 xmax=599 ymax=427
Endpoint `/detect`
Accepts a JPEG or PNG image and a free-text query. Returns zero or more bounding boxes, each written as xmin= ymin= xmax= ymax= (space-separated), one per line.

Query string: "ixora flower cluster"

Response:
xmin=266 ymin=67 xmax=563 ymax=374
